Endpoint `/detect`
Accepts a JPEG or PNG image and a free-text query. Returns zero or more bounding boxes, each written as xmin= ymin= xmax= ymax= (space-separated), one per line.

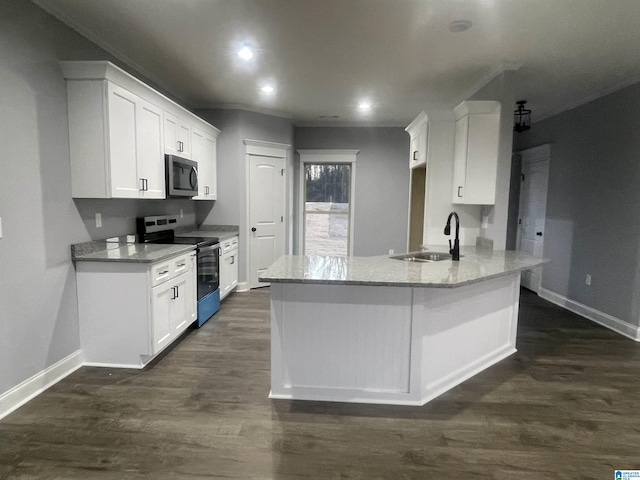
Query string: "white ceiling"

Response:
xmin=33 ymin=0 xmax=640 ymax=126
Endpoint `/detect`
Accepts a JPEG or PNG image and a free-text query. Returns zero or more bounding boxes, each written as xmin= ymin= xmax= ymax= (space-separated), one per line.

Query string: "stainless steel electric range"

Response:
xmin=137 ymin=215 xmax=220 ymax=327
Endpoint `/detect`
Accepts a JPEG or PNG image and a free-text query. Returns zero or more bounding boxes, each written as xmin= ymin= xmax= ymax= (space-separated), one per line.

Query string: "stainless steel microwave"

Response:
xmin=166 ymin=154 xmax=198 ymax=197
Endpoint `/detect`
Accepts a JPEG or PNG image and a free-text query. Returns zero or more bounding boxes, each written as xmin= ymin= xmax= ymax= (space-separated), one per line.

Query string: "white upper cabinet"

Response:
xmin=405 ymin=111 xmax=429 ymax=169
xmin=451 ymin=101 xmax=501 ymax=205
xmin=191 ymin=126 xmax=219 ymax=200
xmin=60 ymin=61 xmax=219 ymax=200
xmin=163 ymin=112 xmax=192 ymax=158
xmin=65 ymin=79 xmax=165 ymax=199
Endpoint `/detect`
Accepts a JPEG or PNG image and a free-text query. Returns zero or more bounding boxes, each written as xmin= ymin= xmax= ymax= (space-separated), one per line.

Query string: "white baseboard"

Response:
xmin=236 ymin=281 xmax=250 ymax=292
xmin=0 ymin=350 xmax=83 ymax=421
xmin=538 ymin=287 xmax=640 ymax=341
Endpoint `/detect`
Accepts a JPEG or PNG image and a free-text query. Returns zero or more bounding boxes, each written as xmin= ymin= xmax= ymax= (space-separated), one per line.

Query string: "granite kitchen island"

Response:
xmin=260 ymin=247 xmax=547 ymax=406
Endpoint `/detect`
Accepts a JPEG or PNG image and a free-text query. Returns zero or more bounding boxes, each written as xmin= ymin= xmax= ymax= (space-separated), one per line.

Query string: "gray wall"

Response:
xmin=195 ymin=109 xmax=295 ymax=284
xmin=0 ymin=0 xmax=204 ymax=399
xmin=294 ymin=128 xmax=409 ymax=256
xmin=514 ymin=81 xmax=640 ymax=327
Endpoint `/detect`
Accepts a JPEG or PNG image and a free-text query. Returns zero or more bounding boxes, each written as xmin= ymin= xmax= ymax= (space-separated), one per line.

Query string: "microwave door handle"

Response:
xmin=190 ymin=166 xmax=198 ymax=190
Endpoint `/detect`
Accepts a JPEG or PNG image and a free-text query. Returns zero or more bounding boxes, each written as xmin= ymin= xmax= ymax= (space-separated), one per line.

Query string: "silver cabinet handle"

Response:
xmin=178 ymin=141 xmax=184 ymax=152
xmin=171 ymin=286 xmax=177 ymax=299
xmin=413 ymin=151 xmax=418 ymax=161
xmin=158 ymin=269 xmax=169 ymax=275
xmin=177 ymin=263 xmax=186 ymax=268
xmin=457 ymin=186 xmax=463 ymax=197
xmin=230 ymin=255 xmax=235 ymax=265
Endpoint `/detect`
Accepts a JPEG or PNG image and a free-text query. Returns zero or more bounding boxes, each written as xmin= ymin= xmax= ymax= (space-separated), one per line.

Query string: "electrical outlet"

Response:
xmin=585 ymin=274 xmax=591 ymax=286
xmin=389 ymin=249 xmax=394 ymax=255
xmin=95 ymin=213 xmax=102 ymax=228
xmin=180 ymin=209 xmax=184 ymax=219
xmin=481 ymin=216 xmax=489 ymax=229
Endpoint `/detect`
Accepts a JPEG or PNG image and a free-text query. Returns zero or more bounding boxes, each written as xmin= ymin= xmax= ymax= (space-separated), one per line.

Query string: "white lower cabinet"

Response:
xmin=151 ymin=266 xmax=194 ymax=353
xmin=76 ymin=250 xmax=197 ymax=368
xmin=220 ymin=236 xmax=239 ymax=300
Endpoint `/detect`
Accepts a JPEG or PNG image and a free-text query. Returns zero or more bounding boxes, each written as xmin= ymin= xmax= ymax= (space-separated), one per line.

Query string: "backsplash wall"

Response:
xmin=74 ymin=198 xmax=203 ymax=240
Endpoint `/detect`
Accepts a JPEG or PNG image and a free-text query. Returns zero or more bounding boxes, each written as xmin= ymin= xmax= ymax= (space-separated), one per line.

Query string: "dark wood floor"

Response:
xmin=1 ymin=288 xmax=639 ymax=479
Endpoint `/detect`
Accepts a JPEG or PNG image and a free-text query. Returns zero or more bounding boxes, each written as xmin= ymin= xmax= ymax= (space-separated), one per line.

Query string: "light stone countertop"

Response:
xmin=71 ymin=239 xmax=195 ymax=263
xmin=176 ymin=225 xmax=239 ymax=241
xmin=259 ymin=246 xmax=549 ymax=288
xmin=71 ymin=225 xmax=239 ymax=263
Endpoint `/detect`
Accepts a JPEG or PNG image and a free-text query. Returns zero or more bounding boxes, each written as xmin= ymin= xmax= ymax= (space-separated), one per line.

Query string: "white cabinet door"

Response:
xmin=220 ymin=252 xmax=233 ymax=300
xmin=62 ymin=62 xmax=220 ymax=199
xmin=164 ymin=112 xmax=191 ymax=158
xmin=192 ymin=127 xmax=218 ymax=200
xmin=220 ymin=236 xmax=239 ymax=300
xmin=170 ymin=274 xmax=190 ymax=333
xmin=136 ymin=99 xmax=165 ymax=198
xmin=452 ymin=101 xmax=501 ymax=205
xmin=107 ymin=83 xmax=140 ymax=197
xmin=185 ymin=253 xmax=197 ymax=323
xmin=229 ymin=251 xmax=238 ymax=291
xmin=406 ymin=112 xmax=428 ymax=169
xmin=151 ymin=282 xmax=174 ymax=354
xmin=451 ymin=115 xmax=469 ymax=202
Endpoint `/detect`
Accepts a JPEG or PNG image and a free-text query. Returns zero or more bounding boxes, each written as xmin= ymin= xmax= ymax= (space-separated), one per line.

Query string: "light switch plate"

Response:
xmin=95 ymin=213 xmax=102 ymax=228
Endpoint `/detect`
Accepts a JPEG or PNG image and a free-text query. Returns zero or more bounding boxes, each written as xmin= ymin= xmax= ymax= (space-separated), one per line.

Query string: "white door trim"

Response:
xmin=245 ymin=139 xmax=291 ymax=289
xmin=516 ymin=143 xmax=551 ymax=293
xmin=298 ymin=149 xmax=359 ymax=257
xmin=244 ymin=139 xmax=291 ymax=157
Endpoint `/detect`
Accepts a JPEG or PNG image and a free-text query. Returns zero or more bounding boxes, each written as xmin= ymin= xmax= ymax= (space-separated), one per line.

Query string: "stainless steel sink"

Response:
xmin=390 ymin=251 xmax=456 ymax=262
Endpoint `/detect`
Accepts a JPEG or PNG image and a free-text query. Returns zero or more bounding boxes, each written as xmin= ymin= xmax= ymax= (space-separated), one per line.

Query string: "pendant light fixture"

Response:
xmin=514 ymin=100 xmax=531 ymax=132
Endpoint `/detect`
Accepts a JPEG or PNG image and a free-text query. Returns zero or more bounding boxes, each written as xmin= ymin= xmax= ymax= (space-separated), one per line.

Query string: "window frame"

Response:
xmin=297 ymin=149 xmax=359 ymax=256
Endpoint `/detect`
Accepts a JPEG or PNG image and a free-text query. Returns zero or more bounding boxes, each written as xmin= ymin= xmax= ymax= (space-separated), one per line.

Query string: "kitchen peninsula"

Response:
xmin=260 ymin=247 xmax=547 ymax=406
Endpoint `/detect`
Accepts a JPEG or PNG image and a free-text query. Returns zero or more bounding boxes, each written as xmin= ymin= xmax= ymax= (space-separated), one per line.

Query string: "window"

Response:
xmin=298 ymin=150 xmax=358 ymax=256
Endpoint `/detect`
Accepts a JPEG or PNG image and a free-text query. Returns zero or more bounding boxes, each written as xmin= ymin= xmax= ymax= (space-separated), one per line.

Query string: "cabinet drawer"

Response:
xmin=151 ymin=251 xmax=194 ymax=287
xmin=222 ymin=236 xmax=239 ymax=254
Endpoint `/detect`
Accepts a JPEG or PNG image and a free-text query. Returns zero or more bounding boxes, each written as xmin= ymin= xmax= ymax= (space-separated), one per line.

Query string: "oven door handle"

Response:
xmin=198 ymin=243 xmax=220 ymax=254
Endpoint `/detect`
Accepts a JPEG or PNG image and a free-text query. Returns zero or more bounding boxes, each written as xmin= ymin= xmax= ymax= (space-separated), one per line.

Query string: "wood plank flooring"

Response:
xmin=1 ymin=288 xmax=639 ymax=479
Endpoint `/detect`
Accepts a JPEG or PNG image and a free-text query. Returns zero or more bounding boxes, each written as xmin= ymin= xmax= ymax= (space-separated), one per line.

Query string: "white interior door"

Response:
xmin=516 ymin=145 xmax=550 ymax=292
xmin=249 ymin=154 xmax=286 ymax=289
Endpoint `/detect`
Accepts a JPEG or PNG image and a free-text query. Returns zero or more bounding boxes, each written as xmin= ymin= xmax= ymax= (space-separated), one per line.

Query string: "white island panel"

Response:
xmin=271 ymin=284 xmax=413 ymax=402
xmin=263 ymin=248 xmax=546 ymax=406
xmin=415 ymin=273 xmax=520 ymax=404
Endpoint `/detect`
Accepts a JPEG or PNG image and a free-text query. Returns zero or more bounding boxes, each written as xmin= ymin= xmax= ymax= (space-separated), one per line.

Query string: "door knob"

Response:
xmin=251 ymin=227 xmax=257 ymax=232
xmin=536 ymin=232 xmax=543 ymax=236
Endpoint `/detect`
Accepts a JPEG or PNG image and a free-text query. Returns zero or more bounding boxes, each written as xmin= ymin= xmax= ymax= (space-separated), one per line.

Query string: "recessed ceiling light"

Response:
xmin=449 ymin=20 xmax=472 ymax=33
xmin=260 ymin=84 xmax=275 ymax=95
xmin=237 ymin=45 xmax=254 ymax=61
xmin=357 ymin=102 xmax=372 ymax=112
